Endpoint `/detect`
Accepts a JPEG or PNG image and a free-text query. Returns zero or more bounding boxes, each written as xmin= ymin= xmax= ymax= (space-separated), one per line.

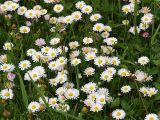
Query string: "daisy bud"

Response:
xmin=142 ymin=32 xmax=149 ymax=38
xmin=7 ymin=73 xmax=16 ymax=81
xmin=3 ymin=109 xmax=11 ymax=117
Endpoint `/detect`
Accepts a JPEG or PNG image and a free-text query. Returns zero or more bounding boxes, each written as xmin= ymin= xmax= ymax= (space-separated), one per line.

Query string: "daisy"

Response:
xmin=35 ymin=38 xmax=46 ymax=47
xmin=96 ymin=95 xmax=106 ymax=104
xmin=81 ymin=5 xmax=92 ymax=14
xmin=110 ymin=57 xmax=120 ymax=66
xmin=118 ymin=68 xmax=130 ymax=77
xmin=71 ymin=58 xmax=81 ymax=66
xmin=49 ymin=17 xmax=57 ymax=24
xmin=141 ymin=14 xmax=153 ymax=24
xmin=3 ymin=42 xmax=14 ymax=50
xmin=72 ymin=11 xmax=82 ymax=21
xmin=129 ymin=26 xmax=141 ymax=35
xmin=90 ymin=13 xmax=102 ymax=22
xmin=33 ymin=5 xmax=42 ymax=10
xmin=53 ymin=4 xmax=64 ymax=13
xmin=63 ymin=15 xmax=73 ymax=24
xmin=0 ymin=89 xmax=13 ymax=100
xmin=17 ymin=6 xmax=27 ymax=15
xmin=138 ymin=56 xmax=149 ymax=65
xmin=69 ymin=41 xmax=79 ymax=49
xmin=101 ymin=32 xmax=110 ymax=38
xmin=101 ymin=46 xmax=114 ymax=55
xmin=75 ymin=1 xmax=86 ymax=9
xmin=84 ymin=67 xmax=95 ymax=76
xmin=121 ymin=85 xmax=131 ymax=93
xmin=41 ymin=9 xmax=47 ymax=15
xmin=84 ymin=99 xmax=94 ymax=107
xmin=49 ymin=98 xmax=58 ymax=108
xmin=28 ymin=102 xmax=40 ymax=113
xmin=0 ymin=64 xmax=15 ymax=72
xmin=50 ymin=37 xmax=60 ymax=45
xmin=85 ymin=52 xmax=96 ymax=61
xmin=27 ymin=49 xmax=36 ymax=57
xmin=83 ymin=37 xmax=93 ymax=44
xmin=19 ymin=26 xmax=30 ymax=34
xmin=0 ymin=54 xmax=7 ymax=63
xmin=25 ymin=9 xmax=35 ymax=19
xmin=144 ymin=113 xmax=159 ymax=120
xmin=112 ymin=109 xmax=126 ymax=120
xmin=64 ymin=88 xmax=79 ymax=99
xmin=104 ymin=37 xmax=118 ymax=46
xmin=104 ymin=25 xmax=112 ymax=32
xmin=90 ymin=103 xmax=102 ymax=112
xmin=122 ymin=20 xmax=129 ymax=25
xmin=48 ymin=61 xmax=57 ymax=71
xmin=81 ymin=82 xmax=97 ymax=93
xmin=139 ymin=87 xmax=149 ymax=97
xmin=100 ymin=70 xmax=113 ymax=82
xmin=93 ymin=23 xmax=104 ymax=32
xmin=94 ymin=56 xmax=106 ymax=67
xmin=19 ymin=60 xmax=31 ymax=70
xmin=148 ymin=88 xmax=158 ymax=97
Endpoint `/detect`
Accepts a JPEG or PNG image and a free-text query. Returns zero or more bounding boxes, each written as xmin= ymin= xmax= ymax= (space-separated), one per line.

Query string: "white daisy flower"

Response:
xmin=93 ymin=23 xmax=104 ymax=32
xmin=138 ymin=56 xmax=149 ymax=65
xmin=144 ymin=113 xmax=159 ymax=120
xmin=81 ymin=5 xmax=92 ymax=14
xmin=19 ymin=60 xmax=31 ymax=70
xmin=121 ymin=85 xmax=131 ymax=93
xmin=53 ymin=4 xmax=64 ymax=13
xmin=112 ymin=109 xmax=126 ymax=120
xmin=28 ymin=102 xmax=40 ymax=113
xmin=0 ymin=89 xmax=13 ymax=100
xmin=19 ymin=26 xmax=30 ymax=34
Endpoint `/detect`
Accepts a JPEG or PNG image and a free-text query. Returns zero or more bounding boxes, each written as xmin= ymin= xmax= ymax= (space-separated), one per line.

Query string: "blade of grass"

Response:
xmin=151 ymin=24 xmax=160 ymax=45
xmin=17 ymin=72 xmax=29 ymax=109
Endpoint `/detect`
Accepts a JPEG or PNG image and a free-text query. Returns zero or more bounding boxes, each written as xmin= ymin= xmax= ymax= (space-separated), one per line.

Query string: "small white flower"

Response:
xmin=28 ymin=102 xmax=40 ymax=113
xmin=138 ymin=56 xmax=149 ymax=65
xmin=19 ymin=26 xmax=30 ymax=34
xmin=112 ymin=109 xmax=126 ymax=120
xmin=121 ymin=85 xmax=131 ymax=93
xmin=144 ymin=113 xmax=159 ymax=120
xmin=93 ymin=23 xmax=104 ymax=32
xmin=19 ymin=60 xmax=31 ymax=70
xmin=53 ymin=4 xmax=64 ymax=13
xmin=0 ymin=89 xmax=13 ymax=100
xmin=81 ymin=5 xmax=92 ymax=14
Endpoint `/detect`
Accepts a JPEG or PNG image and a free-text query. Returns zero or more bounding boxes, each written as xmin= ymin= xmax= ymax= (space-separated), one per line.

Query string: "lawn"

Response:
xmin=0 ymin=0 xmax=160 ymax=120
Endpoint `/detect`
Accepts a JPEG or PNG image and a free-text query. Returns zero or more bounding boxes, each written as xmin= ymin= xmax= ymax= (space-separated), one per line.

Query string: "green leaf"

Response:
xmin=111 ymin=98 xmax=120 ymax=107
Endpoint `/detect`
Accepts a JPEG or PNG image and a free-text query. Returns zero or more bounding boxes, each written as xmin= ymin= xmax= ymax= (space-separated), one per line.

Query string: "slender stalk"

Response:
xmin=134 ymin=80 xmax=148 ymax=114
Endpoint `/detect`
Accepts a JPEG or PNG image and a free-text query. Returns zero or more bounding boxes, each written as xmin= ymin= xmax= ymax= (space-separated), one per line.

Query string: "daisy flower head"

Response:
xmin=71 ymin=58 xmax=81 ymax=66
xmin=28 ymin=102 xmax=40 ymax=113
xmin=90 ymin=13 xmax=102 ymax=22
xmin=81 ymin=5 xmax=92 ymax=14
xmin=17 ymin=6 xmax=27 ymax=15
xmin=138 ymin=56 xmax=149 ymax=65
xmin=144 ymin=113 xmax=159 ymax=120
xmin=63 ymin=15 xmax=73 ymax=24
xmin=83 ymin=37 xmax=93 ymax=45
xmin=96 ymin=95 xmax=106 ymax=105
xmin=3 ymin=42 xmax=14 ymax=50
xmin=110 ymin=57 xmax=120 ymax=66
xmin=64 ymin=88 xmax=80 ymax=99
xmin=25 ymin=9 xmax=35 ymax=19
xmin=0 ymin=63 xmax=15 ymax=72
xmin=72 ymin=11 xmax=82 ymax=21
xmin=50 ymin=37 xmax=60 ymax=45
xmin=27 ymin=49 xmax=36 ymax=57
xmin=49 ymin=98 xmax=58 ymax=108
xmin=94 ymin=56 xmax=106 ymax=67
xmin=53 ymin=4 xmax=64 ymax=13
xmin=19 ymin=26 xmax=30 ymax=34
xmin=90 ymin=103 xmax=103 ymax=112
xmin=85 ymin=52 xmax=96 ymax=61
xmin=0 ymin=54 xmax=7 ymax=63
xmin=141 ymin=13 xmax=153 ymax=24
xmin=122 ymin=4 xmax=132 ymax=14
xmin=129 ymin=26 xmax=141 ymax=35
xmin=118 ymin=68 xmax=130 ymax=77
xmin=112 ymin=109 xmax=126 ymax=120
xmin=35 ymin=38 xmax=46 ymax=47
xmin=93 ymin=23 xmax=104 ymax=32
xmin=121 ymin=85 xmax=131 ymax=93
xmin=103 ymin=37 xmax=118 ymax=46
xmin=84 ymin=67 xmax=95 ymax=77
xmin=100 ymin=70 xmax=113 ymax=82
xmin=0 ymin=89 xmax=13 ymax=100
xmin=49 ymin=17 xmax=57 ymax=24
xmin=19 ymin=60 xmax=31 ymax=70
xmin=75 ymin=1 xmax=86 ymax=9
xmin=81 ymin=82 xmax=97 ymax=94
